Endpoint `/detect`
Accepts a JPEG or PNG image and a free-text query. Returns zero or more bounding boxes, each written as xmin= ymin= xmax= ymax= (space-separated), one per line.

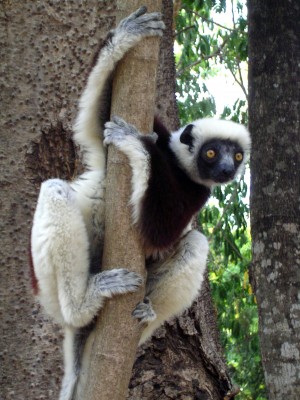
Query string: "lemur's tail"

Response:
xmin=59 ymin=324 xmax=94 ymax=400
xmin=59 ymin=327 xmax=78 ymax=400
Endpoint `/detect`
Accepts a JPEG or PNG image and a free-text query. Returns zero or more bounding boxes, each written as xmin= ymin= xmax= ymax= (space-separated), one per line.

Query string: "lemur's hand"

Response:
xmin=104 ymin=116 xmax=140 ymax=146
xmin=116 ymin=6 xmax=165 ymax=40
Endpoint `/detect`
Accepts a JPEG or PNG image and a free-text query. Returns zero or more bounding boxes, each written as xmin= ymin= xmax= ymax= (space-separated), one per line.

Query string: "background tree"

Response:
xmin=0 ymin=0 xmax=97 ymax=397
xmin=248 ymin=1 xmax=300 ymax=399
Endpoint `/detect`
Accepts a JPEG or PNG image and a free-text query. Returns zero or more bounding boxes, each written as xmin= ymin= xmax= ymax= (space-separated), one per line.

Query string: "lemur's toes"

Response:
xmin=132 ymin=297 xmax=157 ymax=323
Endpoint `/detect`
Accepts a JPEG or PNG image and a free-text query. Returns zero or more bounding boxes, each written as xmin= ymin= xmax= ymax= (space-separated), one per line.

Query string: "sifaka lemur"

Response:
xmin=30 ymin=6 xmax=251 ymax=400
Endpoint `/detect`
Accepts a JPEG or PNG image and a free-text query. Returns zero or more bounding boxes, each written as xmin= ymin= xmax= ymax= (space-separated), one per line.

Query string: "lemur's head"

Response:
xmin=170 ymin=118 xmax=251 ymax=187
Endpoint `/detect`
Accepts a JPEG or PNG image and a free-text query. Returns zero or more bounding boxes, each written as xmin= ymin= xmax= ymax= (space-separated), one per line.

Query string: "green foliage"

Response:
xmin=175 ymin=1 xmax=266 ymax=399
xmin=220 ymin=98 xmax=248 ymax=125
xmin=175 ymin=0 xmax=248 ymax=121
xmin=199 ymin=182 xmax=266 ymax=399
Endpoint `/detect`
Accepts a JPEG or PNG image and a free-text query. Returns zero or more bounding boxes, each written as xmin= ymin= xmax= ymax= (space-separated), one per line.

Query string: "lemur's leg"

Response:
xmin=104 ymin=116 xmax=152 ymax=224
xmin=133 ymin=230 xmax=209 ymax=344
xmin=32 ymin=179 xmax=143 ymax=328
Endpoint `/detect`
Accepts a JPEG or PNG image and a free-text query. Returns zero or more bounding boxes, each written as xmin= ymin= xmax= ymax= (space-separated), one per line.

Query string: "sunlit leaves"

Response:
xmin=220 ymin=99 xmax=248 ymax=124
xmin=198 ymin=174 xmax=266 ymax=397
xmin=178 ymin=81 xmax=216 ymax=124
xmin=175 ymin=0 xmax=248 ymax=118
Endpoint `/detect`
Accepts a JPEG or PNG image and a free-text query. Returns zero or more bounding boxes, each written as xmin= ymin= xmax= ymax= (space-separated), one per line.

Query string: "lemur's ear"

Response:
xmin=180 ymin=124 xmax=194 ymax=147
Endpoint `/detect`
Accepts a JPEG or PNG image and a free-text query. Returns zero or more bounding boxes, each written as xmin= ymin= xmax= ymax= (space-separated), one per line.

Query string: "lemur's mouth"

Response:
xmin=215 ymin=174 xmax=234 ymax=183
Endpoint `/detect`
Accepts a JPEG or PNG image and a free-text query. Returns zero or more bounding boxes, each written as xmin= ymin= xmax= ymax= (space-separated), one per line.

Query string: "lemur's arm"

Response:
xmin=69 ymin=7 xmax=165 ymax=235
xmin=73 ymin=6 xmax=165 ymax=172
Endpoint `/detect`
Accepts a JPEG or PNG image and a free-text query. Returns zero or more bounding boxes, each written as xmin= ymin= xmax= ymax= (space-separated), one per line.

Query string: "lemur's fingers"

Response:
xmin=125 ymin=6 xmax=147 ymax=20
xmin=118 ymin=7 xmax=165 ymax=38
xmin=132 ymin=297 xmax=157 ymax=323
xmin=111 ymin=115 xmax=139 ymax=133
xmin=111 ymin=115 xmax=128 ymax=127
xmin=110 ymin=115 xmax=140 ymax=134
xmin=103 ymin=117 xmax=140 ymax=146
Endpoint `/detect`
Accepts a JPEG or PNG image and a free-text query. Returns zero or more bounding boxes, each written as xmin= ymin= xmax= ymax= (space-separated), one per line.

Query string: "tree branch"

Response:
xmin=176 ymin=38 xmax=228 ymax=76
xmin=226 ymin=61 xmax=248 ymax=100
xmin=82 ymin=2 xmax=162 ymax=399
xmin=175 ymin=24 xmax=196 ymax=37
xmin=188 ymin=8 xmax=236 ymax=32
xmin=236 ymin=60 xmax=248 ymax=100
xmin=211 ymin=184 xmax=239 ymax=236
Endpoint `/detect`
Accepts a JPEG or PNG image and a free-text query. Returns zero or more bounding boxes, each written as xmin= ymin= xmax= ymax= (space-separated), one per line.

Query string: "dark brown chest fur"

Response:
xmin=139 ymin=135 xmax=210 ymax=253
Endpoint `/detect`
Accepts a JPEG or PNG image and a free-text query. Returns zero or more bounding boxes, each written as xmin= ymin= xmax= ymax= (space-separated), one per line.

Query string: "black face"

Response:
xmin=197 ymin=139 xmax=244 ymax=183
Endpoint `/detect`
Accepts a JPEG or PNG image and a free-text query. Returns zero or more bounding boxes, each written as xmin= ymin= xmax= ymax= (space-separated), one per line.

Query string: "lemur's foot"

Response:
xmin=132 ymin=297 xmax=157 ymax=323
xmin=94 ymin=268 xmax=143 ymax=297
xmin=41 ymin=179 xmax=72 ymax=200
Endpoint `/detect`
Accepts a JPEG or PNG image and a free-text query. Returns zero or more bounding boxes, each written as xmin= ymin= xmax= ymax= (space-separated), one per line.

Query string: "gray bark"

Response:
xmin=248 ymin=1 xmax=300 ymax=398
xmin=0 ymin=1 xmax=116 ymax=398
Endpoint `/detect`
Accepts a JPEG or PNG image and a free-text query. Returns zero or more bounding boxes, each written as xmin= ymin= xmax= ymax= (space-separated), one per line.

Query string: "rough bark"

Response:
xmin=248 ymin=1 xmax=300 ymax=398
xmin=1 ymin=1 xmax=233 ymax=399
xmin=0 ymin=1 xmax=116 ymax=399
xmin=82 ymin=1 xmax=162 ymax=399
xmin=129 ymin=273 xmax=236 ymax=399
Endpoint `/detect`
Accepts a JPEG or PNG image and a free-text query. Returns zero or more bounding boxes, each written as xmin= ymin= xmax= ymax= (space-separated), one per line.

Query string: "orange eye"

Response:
xmin=235 ymin=152 xmax=243 ymax=162
xmin=206 ymin=149 xmax=216 ymax=159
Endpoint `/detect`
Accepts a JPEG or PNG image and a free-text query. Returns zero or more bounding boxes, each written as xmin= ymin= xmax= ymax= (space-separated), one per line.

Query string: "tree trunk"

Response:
xmin=129 ymin=1 xmax=235 ymax=399
xmin=1 ymin=1 xmax=233 ymax=399
xmin=248 ymin=1 xmax=300 ymax=398
xmin=81 ymin=1 xmax=162 ymax=399
xmin=0 ymin=1 xmax=117 ymax=399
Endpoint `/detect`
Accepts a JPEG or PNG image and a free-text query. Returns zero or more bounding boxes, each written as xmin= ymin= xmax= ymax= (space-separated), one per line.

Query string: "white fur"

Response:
xmin=31 ymin=7 xmax=250 ymax=400
xmin=169 ymin=118 xmax=251 ymax=186
xmin=104 ymin=117 xmax=151 ymax=224
xmin=59 ymin=327 xmax=78 ymax=400
xmin=31 ymin=8 xmax=165 ymax=400
xmin=73 ymin=8 xmax=164 ymax=173
xmin=70 ymin=170 xmax=106 ymax=245
xmin=32 ymin=179 xmax=142 ymax=327
xmin=31 ymin=179 xmax=91 ymax=326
